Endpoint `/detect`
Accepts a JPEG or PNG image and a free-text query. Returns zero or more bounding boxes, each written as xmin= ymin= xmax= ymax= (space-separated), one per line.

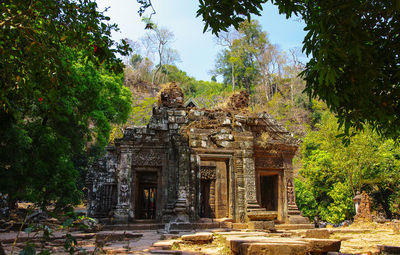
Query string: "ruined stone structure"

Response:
xmin=87 ymin=83 xmax=308 ymax=226
xmin=354 ymin=191 xmax=373 ymax=222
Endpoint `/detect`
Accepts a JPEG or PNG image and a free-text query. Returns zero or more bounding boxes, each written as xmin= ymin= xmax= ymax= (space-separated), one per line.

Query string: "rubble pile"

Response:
xmin=158 ymin=82 xmax=184 ymax=108
xmin=226 ymin=91 xmax=249 ymax=110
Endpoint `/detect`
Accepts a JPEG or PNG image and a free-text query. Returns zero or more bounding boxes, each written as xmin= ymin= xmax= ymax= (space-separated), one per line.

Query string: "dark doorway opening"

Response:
xmin=200 ymin=179 xmax=214 ymax=218
xmin=260 ymin=175 xmax=278 ymax=211
xmin=136 ymin=172 xmax=157 ymax=219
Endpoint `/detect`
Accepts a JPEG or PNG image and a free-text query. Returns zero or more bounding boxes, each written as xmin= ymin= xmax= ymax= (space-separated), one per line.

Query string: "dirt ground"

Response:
xmin=170 ymin=223 xmax=400 ymax=255
xmin=330 ymin=222 xmax=400 ymax=254
xmin=1 ymin=222 xmax=400 ymax=254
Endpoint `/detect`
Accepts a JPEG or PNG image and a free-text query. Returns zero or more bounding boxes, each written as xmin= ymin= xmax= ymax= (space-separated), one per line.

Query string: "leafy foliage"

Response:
xmin=276 ymin=1 xmax=400 ymax=140
xmin=0 ymin=0 xmax=131 ymax=208
xmin=214 ymin=20 xmax=268 ymax=95
xmin=196 ymin=0 xmax=267 ymax=34
xmin=297 ymin=111 xmax=400 ymax=221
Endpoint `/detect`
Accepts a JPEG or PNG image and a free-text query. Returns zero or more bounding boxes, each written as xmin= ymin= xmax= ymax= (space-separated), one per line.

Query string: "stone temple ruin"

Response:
xmin=86 ymin=83 xmax=308 ymax=228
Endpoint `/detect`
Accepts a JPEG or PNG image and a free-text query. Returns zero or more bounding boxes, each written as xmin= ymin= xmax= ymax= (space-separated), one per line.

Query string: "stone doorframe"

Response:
xmin=131 ymin=149 xmax=167 ymax=221
xmin=132 ymin=167 xmax=161 ymax=220
xmin=255 ymin=169 xmax=284 ymax=222
xmin=196 ymin=153 xmax=234 ymax=220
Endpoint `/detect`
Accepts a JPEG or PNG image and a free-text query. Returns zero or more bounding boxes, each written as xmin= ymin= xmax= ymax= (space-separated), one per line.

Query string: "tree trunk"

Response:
xmin=231 ymin=64 xmax=235 ymax=91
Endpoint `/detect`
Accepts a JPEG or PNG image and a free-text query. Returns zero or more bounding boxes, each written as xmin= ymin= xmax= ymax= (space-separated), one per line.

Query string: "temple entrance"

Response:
xmin=260 ymin=175 xmax=278 ymax=211
xmin=199 ymin=159 xmax=229 ymax=218
xmin=136 ymin=172 xmax=157 ymax=219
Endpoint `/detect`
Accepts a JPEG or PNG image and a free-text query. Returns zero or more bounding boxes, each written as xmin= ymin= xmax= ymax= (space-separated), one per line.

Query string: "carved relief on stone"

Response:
xmin=119 ymin=178 xmax=129 ymax=205
xmin=132 ymin=150 xmax=162 ymax=166
xmin=200 ymin=166 xmax=216 ymax=180
xmin=245 ymin=177 xmax=257 ymax=201
xmin=255 ymin=156 xmax=283 ymax=169
xmin=287 ymin=179 xmax=296 ymax=205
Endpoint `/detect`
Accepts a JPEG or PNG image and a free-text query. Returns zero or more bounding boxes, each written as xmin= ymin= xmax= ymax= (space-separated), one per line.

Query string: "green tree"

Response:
xmin=298 ymin=111 xmax=400 ymax=221
xmin=214 ymin=20 xmax=268 ymax=96
xmin=0 ymin=0 xmax=131 ymax=208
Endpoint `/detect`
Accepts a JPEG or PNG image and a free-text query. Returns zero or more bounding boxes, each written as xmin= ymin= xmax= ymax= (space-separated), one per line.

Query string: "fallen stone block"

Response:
xmin=152 ymin=240 xmax=182 ymax=250
xmin=181 ymin=232 xmax=213 ymax=243
xmin=302 ymin=238 xmax=341 ymax=253
xmin=240 ymin=242 xmax=307 ymax=255
xmin=305 ymin=229 xmax=330 ymax=239
xmin=227 ymin=237 xmax=306 ymax=254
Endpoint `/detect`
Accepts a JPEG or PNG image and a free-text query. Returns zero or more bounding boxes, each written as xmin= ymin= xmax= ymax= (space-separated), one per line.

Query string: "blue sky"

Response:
xmin=96 ymin=0 xmax=307 ymax=81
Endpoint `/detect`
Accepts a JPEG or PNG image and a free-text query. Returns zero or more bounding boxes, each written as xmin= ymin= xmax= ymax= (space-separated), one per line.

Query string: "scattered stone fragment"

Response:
xmin=181 ymin=232 xmax=213 ymax=243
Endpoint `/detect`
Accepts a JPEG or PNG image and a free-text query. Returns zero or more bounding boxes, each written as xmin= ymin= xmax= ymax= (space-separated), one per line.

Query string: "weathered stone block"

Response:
xmin=219 ymin=141 xmax=233 ymax=148
xmin=247 ymin=221 xmax=264 ymax=230
xmin=232 ymin=223 xmax=248 ymax=229
xmin=169 ymin=123 xmax=179 ymax=130
xmin=240 ymin=242 xmax=307 ymax=255
xmin=190 ymin=140 xmax=199 ymax=147
xmin=175 ymin=116 xmax=186 ymax=124
xmin=181 ymin=232 xmax=213 ymax=243
xmin=219 ymin=128 xmax=231 ymax=134
xmin=305 ymin=229 xmax=330 ymax=239
xmin=174 ymin=110 xmax=186 ymax=116
xmin=188 ymin=109 xmax=204 ymax=120
xmin=302 ymin=238 xmax=341 ymax=253
xmin=168 ymin=116 xmax=175 ymax=123
xmin=221 ymin=222 xmax=233 ymax=229
xmin=222 ymin=118 xmax=232 ymax=125
xmin=215 ymin=134 xmax=234 ymax=140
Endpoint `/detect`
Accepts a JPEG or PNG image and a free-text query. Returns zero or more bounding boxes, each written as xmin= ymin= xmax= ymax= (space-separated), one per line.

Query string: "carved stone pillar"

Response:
xmin=174 ymin=145 xmax=190 ymax=222
xmin=114 ymin=145 xmax=132 ymax=223
xmin=243 ymin=157 xmax=259 ymax=207
xmin=283 ymin=155 xmax=309 ymax=224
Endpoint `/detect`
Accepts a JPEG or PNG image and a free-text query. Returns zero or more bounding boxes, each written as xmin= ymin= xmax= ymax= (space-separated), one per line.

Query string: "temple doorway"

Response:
xmin=260 ymin=175 xmax=278 ymax=211
xmin=199 ymin=159 xmax=229 ymax=218
xmin=136 ymin=172 xmax=157 ymax=219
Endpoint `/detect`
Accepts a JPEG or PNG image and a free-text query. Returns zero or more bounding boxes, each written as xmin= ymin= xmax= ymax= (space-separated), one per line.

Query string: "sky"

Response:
xmin=96 ymin=0 xmax=307 ymax=81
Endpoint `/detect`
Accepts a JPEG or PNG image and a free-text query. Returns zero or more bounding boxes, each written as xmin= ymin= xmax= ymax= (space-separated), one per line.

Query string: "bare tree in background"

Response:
xmin=142 ymin=25 xmax=175 ymax=84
